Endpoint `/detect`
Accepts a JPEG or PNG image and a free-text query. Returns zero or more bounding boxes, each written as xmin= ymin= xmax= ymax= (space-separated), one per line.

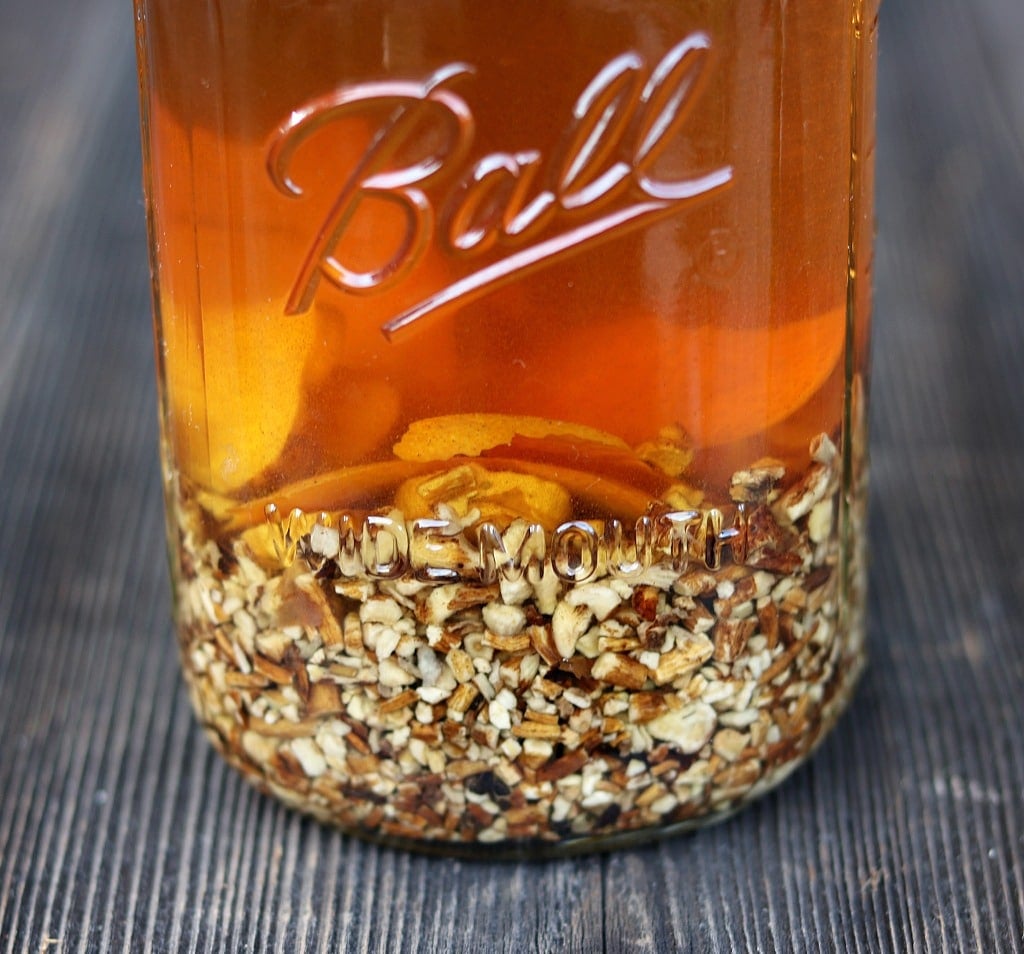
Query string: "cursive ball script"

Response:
xmin=266 ymin=34 xmax=732 ymax=336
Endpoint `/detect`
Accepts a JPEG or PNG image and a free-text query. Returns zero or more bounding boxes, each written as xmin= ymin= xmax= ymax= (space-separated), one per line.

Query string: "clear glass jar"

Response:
xmin=135 ymin=0 xmax=876 ymax=856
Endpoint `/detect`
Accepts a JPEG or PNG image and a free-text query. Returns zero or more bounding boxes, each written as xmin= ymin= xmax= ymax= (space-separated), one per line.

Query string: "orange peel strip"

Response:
xmin=207 ymin=459 xmax=439 ymax=532
xmin=393 ymin=413 xmax=629 ymax=462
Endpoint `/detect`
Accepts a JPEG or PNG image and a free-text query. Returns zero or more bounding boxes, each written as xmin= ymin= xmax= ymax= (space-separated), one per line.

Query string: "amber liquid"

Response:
xmin=137 ymin=0 xmax=876 ymax=852
xmin=138 ymin=0 xmax=871 ymax=524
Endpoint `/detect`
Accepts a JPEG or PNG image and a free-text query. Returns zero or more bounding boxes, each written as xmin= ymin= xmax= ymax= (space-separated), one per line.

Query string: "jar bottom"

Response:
xmin=172 ymin=430 xmax=867 ymax=858
xmin=185 ymin=651 xmax=863 ymax=859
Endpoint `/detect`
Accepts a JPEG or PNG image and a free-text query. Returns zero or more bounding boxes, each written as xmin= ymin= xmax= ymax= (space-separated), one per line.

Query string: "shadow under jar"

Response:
xmin=134 ymin=0 xmax=877 ymax=857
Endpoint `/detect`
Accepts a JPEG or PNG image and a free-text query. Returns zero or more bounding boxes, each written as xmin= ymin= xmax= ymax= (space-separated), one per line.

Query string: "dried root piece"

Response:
xmin=730 ymin=459 xmax=786 ymax=503
xmin=633 ymin=423 xmax=695 ymax=477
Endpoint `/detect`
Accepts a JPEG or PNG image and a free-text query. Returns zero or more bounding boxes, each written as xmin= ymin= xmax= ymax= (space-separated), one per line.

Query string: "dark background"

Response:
xmin=2 ymin=0 xmax=1022 ymax=950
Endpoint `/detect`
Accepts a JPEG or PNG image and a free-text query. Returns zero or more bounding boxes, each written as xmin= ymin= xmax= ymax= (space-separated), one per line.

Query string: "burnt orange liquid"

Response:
xmin=137 ymin=1 xmax=871 ymax=523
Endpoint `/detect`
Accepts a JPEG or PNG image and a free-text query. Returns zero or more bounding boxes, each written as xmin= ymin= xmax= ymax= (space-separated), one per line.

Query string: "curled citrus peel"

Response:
xmin=513 ymin=307 xmax=847 ymax=448
xmin=162 ymin=301 xmax=318 ymax=494
xmin=393 ymin=413 xmax=628 ymax=462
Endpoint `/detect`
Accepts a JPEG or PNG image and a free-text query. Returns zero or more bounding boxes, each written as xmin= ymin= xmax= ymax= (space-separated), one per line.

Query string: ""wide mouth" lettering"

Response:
xmin=265 ymin=504 xmax=750 ymax=585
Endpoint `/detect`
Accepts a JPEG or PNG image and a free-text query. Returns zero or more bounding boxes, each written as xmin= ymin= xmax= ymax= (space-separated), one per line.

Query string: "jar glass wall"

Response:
xmin=135 ymin=0 xmax=876 ymax=856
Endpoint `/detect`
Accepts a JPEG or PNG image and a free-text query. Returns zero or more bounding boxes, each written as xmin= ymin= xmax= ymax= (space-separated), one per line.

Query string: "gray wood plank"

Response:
xmin=1 ymin=0 xmax=1023 ymax=951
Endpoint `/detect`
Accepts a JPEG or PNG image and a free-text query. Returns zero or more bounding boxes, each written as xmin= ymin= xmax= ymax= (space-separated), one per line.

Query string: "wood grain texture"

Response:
xmin=1 ymin=0 xmax=1023 ymax=950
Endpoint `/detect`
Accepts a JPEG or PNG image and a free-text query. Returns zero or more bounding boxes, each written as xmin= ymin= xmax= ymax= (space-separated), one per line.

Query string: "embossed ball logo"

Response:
xmin=266 ymin=34 xmax=732 ymax=334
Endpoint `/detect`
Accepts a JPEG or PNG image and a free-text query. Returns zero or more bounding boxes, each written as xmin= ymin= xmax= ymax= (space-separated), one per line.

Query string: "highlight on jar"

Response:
xmin=137 ymin=0 xmax=876 ymax=855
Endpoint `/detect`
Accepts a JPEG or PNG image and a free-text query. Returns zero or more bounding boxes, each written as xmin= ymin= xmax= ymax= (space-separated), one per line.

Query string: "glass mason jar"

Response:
xmin=135 ymin=0 xmax=876 ymax=857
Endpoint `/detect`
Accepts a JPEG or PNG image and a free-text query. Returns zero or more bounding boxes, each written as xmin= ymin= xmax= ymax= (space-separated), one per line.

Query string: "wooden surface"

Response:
xmin=2 ymin=0 xmax=1023 ymax=950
